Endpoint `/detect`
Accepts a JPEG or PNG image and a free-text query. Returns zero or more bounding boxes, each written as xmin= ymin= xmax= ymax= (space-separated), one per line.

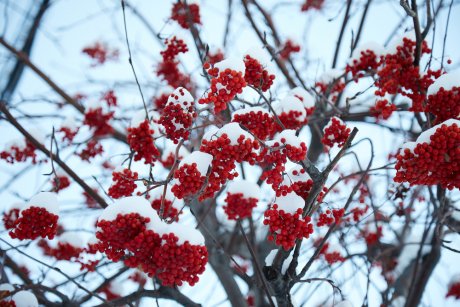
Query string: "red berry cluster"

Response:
xmin=199 ymin=63 xmax=247 ymax=113
xmin=264 ymin=204 xmax=313 ymax=250
xmin=370 ymin=99 xmax=397 ymax=120
xmin=159 ymin=88 xmax=197 ymax=143
xmin=346 ymin=49 xmax=381 ymax=79
xmin=279 ymin=40 xmax=300 ymax=60
xmin=38 ymin=239 xmax=83 ymax=261
xmin=127 ymin=119 xmax=160 ymax=165
xmin=223 ymin=193 xmax=258 ymax=220
xmin=153 ymin=92 xmax=170 ymax=111
xmin=315 ymin=76 xmax=345 ymax=103
xmin=259 ymin=137 xmax=307 ymax=195
xmin=375 ymin=37 xmax=441 ymax=112
xmin=322 ymin=117 xmax=351 ymax=148
xmin=58 ymin=124 xmax=78 ymax=143
xmin=206 ymin=50 xmax=225 ymax=65
xmin=200 ymin=131 xmax=260 ymax=200
xmin=9 ymin=207 xmax=59 ymax=240
xmin=394 ymin=121 xmax=460 ymax=190
xmin=77 ymin=140 xmax=104 ymax=161
xmin=102 ymin=90 xmax=117 ymax=107
xmin=232 ymin=108 xmax=277 ymax=140
xmin=347 ymin=205 xmax=369 ymax=223
xmin=108 ymin=169 xmax=138 ymax=199
xmin=243 ymin=55 xmax=275 ymax=92
xmin=426 ymin=86 xmax=460 ymax=123
xmin=83 ymin=107 xmax=114 ymax=137
xmin=3 ymin=208 xmax=20 ymax=230
xmin=301 ymin=0 xmax=324 ymax=11
xmin=129 ymin=271 xmax=147 ymax=287
xmin=151 ymin=198 xmax=180 ymax=221
xmin=172 ymin=163 xmax=207 ymax=199
xmin=0 ymin=140 xmax=37 ymax=164
xmin=99 ymin=283 xmax=121 ymax=301
xmin=95 ymin=213 xmax=207 ymax=286
xmin=82 ymin=42 xmax=119 ymax=66
xmin=362 ymin=225 xmax=382 ymax=246
xmin=317 ymin=242 xmax=345 ymax=265
xmin=447 ymin=280 xmax=460 ymax=299
xmin=171 ymin=2 xmax=201 ymax=29
xmin=157 ymin=36 xmax=193 ymax=90
xmin=279 ymin=168 xmax=314 ymax=198
xmin=278 ymin=110 xmax=307 ymax=131
xmin=52 ymin=175 xmax=71 ymax=192
xmin=317 ymin=208 xmax=344 ymax=227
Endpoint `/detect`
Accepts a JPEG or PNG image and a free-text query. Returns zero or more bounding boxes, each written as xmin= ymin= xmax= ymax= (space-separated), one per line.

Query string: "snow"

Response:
xmin=427 ymin=72 xmax=460 ymax=95
xmin=12 ymin=291 xmax=38 ymax=307
xmin=449 ymin=274 xmax=460 ymax=285
xmin=214 ymin=57 xmax=245 ymax=73
xmin=400 ymin=141 xmax=417 ymax=153
xmin=265 ymin=249 xmax=278 ymax=266
xmin=393 ymin=228 xmax=432 ymax=275
xmin=167 ymin=87 xmax=195 ymax=109
xmin=391 ymin=297 xmax=405 ymax=307
xmin=335 ymin=300 xmax=353 ymax=307
xmin=350 ymin=41 xmax=385 ymax=62
xmin=273 ymin=96 xmax=307 ymax=120
xmin=29 ymin=130 xmax=46 ymax=145
xmin=268 ymin=129 xmax=305 ymax=149
xmin=245 ymin=46 xmax=270 ymax=66
xmin=0 ymin=283 xmax=14 ymax=292
xmin=289 ymin=87 xmax=315 ymax=108
xmin=178 ymin=151 xmax=213 ymax=175
xmin=86 ymin=100 xmax=103 ymax=111
xmin=275 ymin=192 xmax=304 ymax=214
xmin=59 ymin=232 xmax=84 ymax=248
xmin=150 ymin=185 xmax=184 ymax=210
xmin=218 ymin=122 xmax=254 ymax=145
xmin=232 ymin=106 xmax=269 ymax=119
xmin=61 ymin=116 xmax=78 ymax=130
xmin=98 ymin=196 xmax=160 ymax=224
xmin=323 ymin=116 xmax=343 ymax=134
xmin=22 ymin=192 xmax=59 ymax=215
xmin=226 ymin=180 xmax=261 ymax=199
xmin=8 ymin=202 xmax=24 ymax=211
xmin=130 ymin=110 xmax=150 ymax=128
xmin=317 ymin=68 xmax=343 ymax=84
xmin=156 ymin=222 xmax=205 ymax=245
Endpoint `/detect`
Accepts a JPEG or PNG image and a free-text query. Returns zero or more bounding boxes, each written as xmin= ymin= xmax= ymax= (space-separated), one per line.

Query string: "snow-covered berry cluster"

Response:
xmin=447 ymin=276 xmax=460 ymax=300
xmin=243 ymin=52 xmax=275 ymax=92
xmin=263 ymin=193 xmax=313 ymax=250
xmin=315 ymin=69 xmax=345 ymax=102
xmin=52 ymin=173 xmax=71 ymax=192
xmin=200 ymin=58 xmax=247 ymax=113
xmin=278 ymin=165 xmax=313 ymax=198
xmin=322 ymin=117 xmax=351 ymax=148
xmin=58 ymin=116 xmax=79 ymax=143
xmin=3 ymin=204 xmax=22 ymax=230
xmin=231 ymin=107 xmax=277 ymax=140
xmin=171 ymin=1 xmax=201 ymax=29
xmin=9 ymin=193 xmax=59 ymax=240
xmin=108 ymin=168 xmax=138 ymax=199
xmin=83 ymin=105 xmax=114 ymax=137
xmin=157 ymin=36 xmax=193 ymax=90
xmin=394 ymin=119 xmax=460 ymax=190
xmin=101 ymin=90 xmax=117 ymax=107
xmin=346 ymin=43 xmax=384 ymax=79
xmin=94 ymin=197 xmax=207 ymax=286
xmin=150 ymin=185 xmax=183 ymax=221
xmin=273 ymin=95 xmax=308 ymax=131
xmin=301 ymin=0 xmax=324 ymax=11
xmin=199 ymin=123 xmax=260 ymax=200
xmin=77 ymin=140 xmax=104 ymax=161
xmin=38 ymin=233 xmax=84 ymax=261
xmin=159 ymin=87 xmax=197 ymax=143
xmin=223 ymin=180 xmax=260 ymax=220
xmin=0 ymin=138 xmax=38 ymax=164
xmin=316 ymin=241 xmax=345 ymax=265
xmin=426 ymin=73 xmax=460 ymax=123
xmin=171 ymin=151 xmax=212 ymax=200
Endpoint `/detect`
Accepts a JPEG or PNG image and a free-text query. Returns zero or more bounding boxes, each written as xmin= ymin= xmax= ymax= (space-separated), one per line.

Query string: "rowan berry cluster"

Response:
xmin=101 ymin=90 xmax=117 ymax=107
xmin=127 ymin=119 xmax=159 ymax=165
xmin=77 ymin=140 xmax=104 ymax=161
xmin=370 ymin=99 xmax=397 ymax=120
xmin=223 ymin=193 xmax=258 ymax=220
xmin=264 ymin=203 xmax=313 ymax=250
xmin=447 ymin=279 xmax=460 ymax=299
xmin=395 ymin=120 xmax=460 ymax=190
xmin=317 ymin=208 xmax=344 ymax=227
xmin=108 ymin=169 xmax=138 ymax=199
xmin=171 ymin=1 xmax=201 ymax=29
xmin=232 ymin=107 xmax=277 ymax=140
xmin=3 ymin=207 xmax=20 ymax=230
xmin=426 ymin=74 xmax=460 ymax=123
xmin=9 ymin=207 xmax=59 ymax=240
xmin=346 ymin=49 xmax=381 ymax=79
xmin=0 ymin=140 xmax=38 ymax=164
xmin=82 ymin=42 xmax=119 ymax=66
xmin=279 ymin=40 xmax=301 ymax=60
xmin=200 ymin=60 xmax=247 ymax=113
xmin=38 ymin=239 xmax=83 ymax=261
xmin=52 ymin=175 xmax=70 ymax=192
xmin=322 ymin=117 xmax=351 ymax=148
xmin=159 ymin=87 xmax=196 ymax=143
xmin=301 ymin=0 xmax=325 ymax=11
xmin=243 ymin=55 xmax=275 ymax=92
xmin=157 ymin=36 xmax=193 ymax=90
xmin=83 ymin=107 xmax=114 ymax=137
